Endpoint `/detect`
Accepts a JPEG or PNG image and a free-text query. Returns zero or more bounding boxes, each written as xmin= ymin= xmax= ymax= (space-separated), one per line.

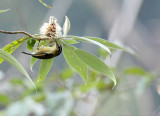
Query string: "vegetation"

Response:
xmin=0 ymin=0 xmax=159 ymax=116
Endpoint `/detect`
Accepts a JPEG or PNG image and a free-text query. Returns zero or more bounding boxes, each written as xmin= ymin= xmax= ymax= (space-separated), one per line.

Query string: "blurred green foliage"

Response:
xmin=0 ymin=1 xmax=159 ymax=116
xmin=0 ymin=47 xmax=156 ymax=116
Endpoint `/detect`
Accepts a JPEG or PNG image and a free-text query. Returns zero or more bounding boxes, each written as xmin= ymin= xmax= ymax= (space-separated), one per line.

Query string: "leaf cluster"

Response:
xmin=0 ymin=15 xmax=127 ymax=89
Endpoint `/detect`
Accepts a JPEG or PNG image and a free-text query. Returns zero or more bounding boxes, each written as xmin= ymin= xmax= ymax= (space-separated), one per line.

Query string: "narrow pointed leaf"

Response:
xmin=0 ymin=49 xmax=36 ymax=89
xmin=123 ymin=67 xmax=154 ymax=78
xmin=30 ymin=57 xmax=37 ymax=72
xmin=68 ymin=36 xmax=111 ymax=55
xmin=0 ymin=9 xmax=10 ymax=13
xmin=123 ymin=67 xmax=147 ymax=76
xmin=69 ymin=36 xmax=125 ymax=50
xmin=64 ymin=44 xmax=116 ymax=86
xmin=63 ymin=39 xmax=78 ymax=44
xmin=39 ymin=0 xmax=53 ymax=8
xmin=0 ymin=37 xmax=28 ymax=64
xmin=63 ymin=44 xmax=87 ymax=83
xmin=63 ymin=16 xmax=70 ymax=36
xmin=86 ymin=37 xmax=125 ymax=50
xmin=37 ymin=59 xmax=53 ymax=82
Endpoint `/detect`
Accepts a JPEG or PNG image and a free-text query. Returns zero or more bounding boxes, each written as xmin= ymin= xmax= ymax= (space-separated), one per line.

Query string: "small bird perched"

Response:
xmin=22 ymin=41 xmax=62 ymax=59
xmin=22 ymin=16 xmax=63 ymax=59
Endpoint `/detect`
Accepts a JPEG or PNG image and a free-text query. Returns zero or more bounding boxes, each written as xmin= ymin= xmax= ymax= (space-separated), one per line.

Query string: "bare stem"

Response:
xmin=0 ymin=30 xmax=51 ymax=40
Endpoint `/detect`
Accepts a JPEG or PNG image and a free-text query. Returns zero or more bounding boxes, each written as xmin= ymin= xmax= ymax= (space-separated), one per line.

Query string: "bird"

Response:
xmin=22 ymin=41 xmax=62 ymax=59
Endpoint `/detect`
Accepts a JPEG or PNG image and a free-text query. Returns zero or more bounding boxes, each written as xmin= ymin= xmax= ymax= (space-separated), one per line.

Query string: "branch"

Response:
xmin=0 ymin=30 xmax=51 ymax=40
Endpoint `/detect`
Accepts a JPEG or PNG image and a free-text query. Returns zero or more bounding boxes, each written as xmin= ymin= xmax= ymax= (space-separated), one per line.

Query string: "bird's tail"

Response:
xmin=22 ymin=51 xmax=32 ymax=56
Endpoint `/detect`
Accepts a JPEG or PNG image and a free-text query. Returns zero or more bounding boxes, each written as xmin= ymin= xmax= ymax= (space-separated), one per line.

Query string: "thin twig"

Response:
xmin=0 ymin=30 xmax=51 ymax=40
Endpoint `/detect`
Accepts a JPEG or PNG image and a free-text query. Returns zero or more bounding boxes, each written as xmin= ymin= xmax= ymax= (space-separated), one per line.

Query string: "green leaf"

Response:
xmin=0 ymin=94 xmax=10 ymax=105
xmin=79 ymin=81 xmax=97 ymax=92
xmin=61 ymin=68 xmax=74 ymax=80
xmin=0 ymin=9 xmax=10 ymax=13
xmin=38 ymin=40 xmax=50 ymax=47
xmin=64 ymin=44 xmax=116 ymax=86
xmin=68 ymin=36 xmax=111 ymax=55
xmin=79 ymin=80 xmax=113 ymax=92
xmin=0 ymin=37 xmax=28 ymax=64
xmin=10 ymin=78 xmax=24 ymax=85
xmin=69 ymin=36 xmax=125 ymax=50
xmin=30 ymin=57 xmax=37 ymax=72
xmin=37 ymin=59 xmax=53 ymax=82
xmin=63 ymin=39 xmax=78 ymax=44
xmin=86 ymin=37 xmax=125 ymax=50
xmin=39 ymin=0 xmax=53 ymax=8
xmin=63 ymin=16 xmax=70 ymax=36
xmin=63 ymin=44 xmax=88 ymax=83
xmin=97 ymin=48 xmax=111 ymax=58
xmin=33 ymin=92 xmax=46 ymax=102
xmin=0 ymin=49 xmax=36 ymax=90
xmin=27 ymin=38 xmax=36 ymax=51
xmin=96 ymin=80 xmax=114 ymax=91
xmin=3 ymin=37 xmax=28 ymax=53
xmin=123 ymin=67 xmax=147 ymax=76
